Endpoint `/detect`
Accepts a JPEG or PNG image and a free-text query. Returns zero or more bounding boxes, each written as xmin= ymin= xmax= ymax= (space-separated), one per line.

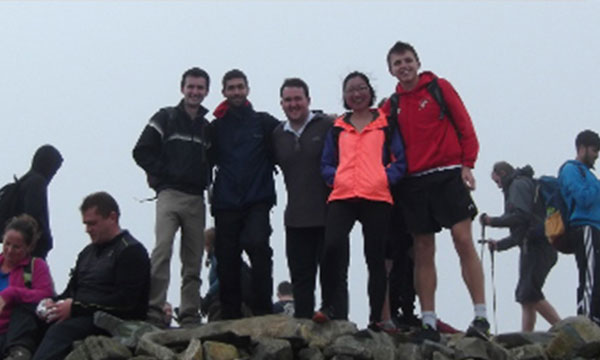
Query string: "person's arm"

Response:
xmin=385 ymin=126 xmax=407 ymax=186
xmin=560 ymin=163 xmax=600 ymax=210
xmin=438 ymin=79 xmax=479 ymax=171
xmin=70 ymin=244 xmax=150 ymax=318
xmin=320 ymin=128 xmax=338 ymax=187
xmin=0 ymin=258 xmax=54 ymax=306
xmin=132 ymin=110 xmax=168 ymax=177
xmin=21 ymin=177 xmax=52 ymax=256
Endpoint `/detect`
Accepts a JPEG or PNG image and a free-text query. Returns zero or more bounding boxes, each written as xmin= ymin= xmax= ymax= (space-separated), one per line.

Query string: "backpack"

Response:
xmin=23 ymin=257 xmax=35 ymax=288
xmin=535 ymin=163 xmax=586 ymax=253
xmin=0 ymin=176 xmax=21 ymax=236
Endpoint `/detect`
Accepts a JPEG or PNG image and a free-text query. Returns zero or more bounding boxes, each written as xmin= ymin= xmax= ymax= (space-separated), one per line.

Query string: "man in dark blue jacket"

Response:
xmin=209 ymin=69 xmax=279 ymax=319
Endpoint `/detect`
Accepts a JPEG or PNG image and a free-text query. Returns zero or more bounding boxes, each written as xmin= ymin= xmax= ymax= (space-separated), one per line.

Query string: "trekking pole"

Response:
xmin=489 ymin=242 xmax=498 ymax=335
xmin=479 ymin=224 xmax=486 ymax=264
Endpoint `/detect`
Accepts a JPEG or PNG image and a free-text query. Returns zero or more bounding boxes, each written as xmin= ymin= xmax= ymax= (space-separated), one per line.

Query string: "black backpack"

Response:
xmin=0 ymin=176 xmax=22 ymax=236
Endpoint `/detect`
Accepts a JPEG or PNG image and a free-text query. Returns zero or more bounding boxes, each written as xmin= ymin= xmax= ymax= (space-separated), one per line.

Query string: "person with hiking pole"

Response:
xmin=480 ymin=161 xmax=560 ymax=331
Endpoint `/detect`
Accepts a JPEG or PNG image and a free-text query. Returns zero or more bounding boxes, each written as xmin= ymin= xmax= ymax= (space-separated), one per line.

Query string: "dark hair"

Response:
xmin=576 ymin=130 xmax=600 ymax=150
xmin=3 ymin=214 xmax=40 ymax=249
xmin=277 ymin=281 xmax=292 ymax=296
xmin=80 ymin=191 xmax=120 ymax=219
xmin=280 ymin=78 xmax=310 ymax=98
xmin=180 ymin=67 xmax=210 ymax=91
xmin=342 ymin=71 xmax=375 ymax=110
xmin=222 ymin=69 xmax=248 ymax=89
xmin=387 ymin=41 xmax=420 ymax=66
xmin=492 ymin=161 xmax=515 ymax=177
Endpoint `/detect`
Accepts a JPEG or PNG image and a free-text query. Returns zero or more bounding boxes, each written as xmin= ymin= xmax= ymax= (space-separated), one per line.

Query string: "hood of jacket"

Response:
xmin=30 ymin=144 xmax=63 ymax=182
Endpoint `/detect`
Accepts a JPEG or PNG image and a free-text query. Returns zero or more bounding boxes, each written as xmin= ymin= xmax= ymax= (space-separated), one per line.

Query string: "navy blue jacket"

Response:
xmin=209 ymin=102 xmax=279 ymax=211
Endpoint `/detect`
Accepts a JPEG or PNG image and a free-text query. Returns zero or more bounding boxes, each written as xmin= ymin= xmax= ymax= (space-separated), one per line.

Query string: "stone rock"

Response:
xmin=94 ymin=311 xmax=160 ymax=349
xmin=431 ymin=351 xmax=453 ymax=360
xmin=251 ymin=338 xmax=293 ymax=360
xmin=493 ymin=332 xmax=555 ymax=349
xmin=510 ymin=343 xmax=547 ymax=360
xmin=453 ymin=336 xmax=490 ymax=360
xmin=203 ymin=341 xmax=239 ymax=360
xmin=65 ymin=335 xmax=132 ymax=360
xmin=129 ymin=357 xmax=158 ymax=360
xmin=139 ymin=315 xmax=356 ymax=352
xmin=419 ymin=339 xmax=455 ymax=360
xmin=396 ymin=343 xmax=423 ymax=360
xmin=136 ymin=333 xmax=178 ymax=360
xmin=330 ymin=356 xmax=354 ymax=360
xmin=180 ymin=338 xmax=203 ymax=360
xmin=546 ymin=316 xmax=600 ymax=359
xmin=323 ymin=334 xmax=372 ymax=360
xmin=323 ymin=329 xmax=397 ymax=360
xmin=297 ymin=347 xmax=324 ymax=360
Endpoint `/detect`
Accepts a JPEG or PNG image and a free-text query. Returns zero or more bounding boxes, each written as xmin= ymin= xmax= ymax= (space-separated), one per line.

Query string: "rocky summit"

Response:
xmin=63 ymin=315 xmax=600 ymax=360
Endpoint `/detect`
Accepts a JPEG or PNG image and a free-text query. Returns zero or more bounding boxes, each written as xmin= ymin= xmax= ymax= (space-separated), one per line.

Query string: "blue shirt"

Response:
xmin=0 ymin=271 xmax=9 ymax=292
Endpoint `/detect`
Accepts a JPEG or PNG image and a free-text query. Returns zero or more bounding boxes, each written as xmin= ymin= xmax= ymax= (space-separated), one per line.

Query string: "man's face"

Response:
xmin=579 ymin=146 xmax=599 ymax=168
xmin=388 ymin=50 xmax=420 ymax=89
xmin=280 ymin=86 xmax=310 ymax=124
xmin=82 ymin=207 xmax=117 ymax=244
xmin=491 ymin=172 xmax=503 ymax=189
xmin=222 ymin=78 xmax=249 ymax=107
xmin=181 ymin=76 xmax=208 ymax=108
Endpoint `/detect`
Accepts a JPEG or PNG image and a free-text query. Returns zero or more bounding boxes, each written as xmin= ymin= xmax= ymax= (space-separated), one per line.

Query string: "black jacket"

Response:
xmin=17 ymin=145 xmax=63 ymax=258
xmin=133 ymin=101 xmax=211 ymax=195
xmin=59 ymin=230 xmax=150 ymax=320
xmin=209 ymin=102 xmax=279 ymax=211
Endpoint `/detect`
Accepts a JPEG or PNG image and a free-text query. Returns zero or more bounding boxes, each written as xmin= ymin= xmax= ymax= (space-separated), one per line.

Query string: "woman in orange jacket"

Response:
xmin=315 ymin=72 xmax=406 ymax=330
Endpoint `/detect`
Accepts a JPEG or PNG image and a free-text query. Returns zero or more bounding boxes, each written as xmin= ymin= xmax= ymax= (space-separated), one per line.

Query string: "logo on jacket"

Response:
xmin=419 ymin=99 xmax=429 ymax=110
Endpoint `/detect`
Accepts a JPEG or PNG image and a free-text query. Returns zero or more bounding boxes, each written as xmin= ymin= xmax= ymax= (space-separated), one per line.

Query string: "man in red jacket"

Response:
xmin=383 ymin=41 xmax=488 ymax=342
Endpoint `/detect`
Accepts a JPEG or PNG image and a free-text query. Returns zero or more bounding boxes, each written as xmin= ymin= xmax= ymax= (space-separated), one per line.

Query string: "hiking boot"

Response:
xmin=412 ymin=324 xmax=441 ymax=343
xmin=312 ymin=308 xmax=333 ymax=324
xmin=466 ymin=316 xmax=490 ymax=340
xmin=5 ymin=346 xmax=31 ymax=360
xmin=369 ymin=320 xmax=399 ymax=334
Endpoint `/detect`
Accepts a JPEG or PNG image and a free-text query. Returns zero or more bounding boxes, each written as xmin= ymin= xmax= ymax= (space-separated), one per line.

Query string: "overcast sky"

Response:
xmin=1 ymin=1 xmax=598 ymax=333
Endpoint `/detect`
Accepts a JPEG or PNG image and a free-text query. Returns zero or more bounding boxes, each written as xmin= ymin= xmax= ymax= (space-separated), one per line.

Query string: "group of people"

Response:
xmin=1 ymin=39 xmax=600 ymax=359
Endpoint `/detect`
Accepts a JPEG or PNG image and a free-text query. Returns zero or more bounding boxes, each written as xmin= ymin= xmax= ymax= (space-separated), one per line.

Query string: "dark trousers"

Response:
xmin=0 ymin=304 xmax=40 ymax=355
xmin=32 ymin=316 xmax=106 ymax=360
xmin=214 ymin=203 xmax=273 ymax=319
xmin=286 ymin=226 xmax=326 ymax=319
xmin=321 ymin=199 xmax=390 ymax=322
xmin=574 ymin=225 xmax=600 ymax=325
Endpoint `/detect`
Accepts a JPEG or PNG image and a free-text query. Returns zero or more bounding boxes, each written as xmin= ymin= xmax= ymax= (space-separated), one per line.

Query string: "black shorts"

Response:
xmin=398 ymin=168 xmax=478 ymax=234
xmin=386 ymin=185 xmax=414 ymax=260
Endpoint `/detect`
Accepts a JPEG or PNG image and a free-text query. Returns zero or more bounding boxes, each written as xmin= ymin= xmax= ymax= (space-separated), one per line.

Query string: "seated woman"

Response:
xmin=0 ymin=215 xmax=54 ymax=359
xmin=317 ymin=71 xmax=406 ymax=330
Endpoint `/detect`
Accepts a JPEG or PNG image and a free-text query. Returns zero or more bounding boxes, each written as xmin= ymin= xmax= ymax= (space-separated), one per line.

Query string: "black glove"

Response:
xmin=479 ymin=213 xmax=488 ymax=226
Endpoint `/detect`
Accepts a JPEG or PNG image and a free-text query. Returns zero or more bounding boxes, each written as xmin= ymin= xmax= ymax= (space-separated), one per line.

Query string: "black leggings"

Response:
xmin=320 ymin=199 xmax=391 ymax=322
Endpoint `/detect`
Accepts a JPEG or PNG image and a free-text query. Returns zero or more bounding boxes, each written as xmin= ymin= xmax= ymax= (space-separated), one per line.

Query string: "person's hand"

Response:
xmin=462 ymin=166 xmax=476 ymax=191
xmin=47 ymin=298 xmax=72 ymax=323
xmin=0 ymin=296 xmax=5 ymax=313
xmin=487 ymin=240 xmax=498 ymax=252
xmin=479 ymin=213 xmax=489 ymax=226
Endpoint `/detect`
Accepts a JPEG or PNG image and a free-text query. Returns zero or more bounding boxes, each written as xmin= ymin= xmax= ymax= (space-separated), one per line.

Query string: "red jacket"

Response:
xmin=0 ymin=255 xmax=54 ymax=333
xmin=321 ymin=109 xmax=406 ymax=204
xmin=382 ymin=71 xmax=479 ymax=175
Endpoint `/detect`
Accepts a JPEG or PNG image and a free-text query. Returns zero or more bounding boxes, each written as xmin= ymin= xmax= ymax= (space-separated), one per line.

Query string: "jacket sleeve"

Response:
xmin=488 ymin=180 xmax=533 ymax=250
xmin=438 ymin=78 xmax=479 ymax=169
xmin=320 ymin=128 xmax=338 ymax=187
xmin=560 ymin=163 xmax=599 ymax=211
xmin=385 ymin=126 xmax=407 ymax=185
xmin=71 ymin=244 xmax=150 ymax=318
xmin=21 ymin=176 xmax=52 ymax=257
xmin=0 ymin=258 xmax=55 ymax=305
xmin=132 ymin=110 xmax=167 ymax=177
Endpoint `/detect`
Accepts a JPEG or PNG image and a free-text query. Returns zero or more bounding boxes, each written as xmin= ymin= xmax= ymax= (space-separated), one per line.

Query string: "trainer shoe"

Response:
xmin=5 ymin=346 xmax=32 ymax=360
xmin=466 ymin=316 xmax=490 ymax=340
xmin=412 ymin=324 xmax=441 ymax=343
xmin=312 ymin=308 xmax=333 ymax=324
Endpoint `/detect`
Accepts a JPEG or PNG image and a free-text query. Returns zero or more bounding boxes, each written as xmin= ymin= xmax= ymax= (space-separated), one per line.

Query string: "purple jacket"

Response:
xmin=0 ymin=254 xmax=54 ymax=333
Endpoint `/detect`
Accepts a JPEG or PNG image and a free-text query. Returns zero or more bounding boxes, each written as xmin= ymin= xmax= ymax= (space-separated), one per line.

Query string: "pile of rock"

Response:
xmin=64 ymin=315 xmax=600 ymax=360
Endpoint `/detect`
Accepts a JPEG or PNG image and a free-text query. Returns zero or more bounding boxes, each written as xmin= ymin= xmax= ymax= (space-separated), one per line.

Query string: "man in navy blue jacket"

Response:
xmin=208 ymin=69 xmax=279 ymax=319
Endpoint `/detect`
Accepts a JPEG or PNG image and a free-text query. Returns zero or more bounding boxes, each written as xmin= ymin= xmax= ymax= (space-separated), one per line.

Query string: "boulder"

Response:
xmin=203 ymin=341 xmax=239 ymax=360
xmin=510 ymin=343 xmax=547 ymax=360
xmin=181 ymin=338 xmax=204 ymax=360
xmin=493 ymin=332 xmax=555 ymax=349
xmin=251 ymin=338 xmax=293 ymax=360
xmin=546 ymin=316 xmax=600 ymax=359
xmin=297 ymin=347 xmax=325 ymax=360
xmin=65 ymin=335 xmax=132 ymax=360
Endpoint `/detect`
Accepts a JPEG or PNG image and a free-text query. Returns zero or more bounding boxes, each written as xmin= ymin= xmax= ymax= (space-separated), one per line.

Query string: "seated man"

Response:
xmin=32 ymin=192 xmax=150 ymax=360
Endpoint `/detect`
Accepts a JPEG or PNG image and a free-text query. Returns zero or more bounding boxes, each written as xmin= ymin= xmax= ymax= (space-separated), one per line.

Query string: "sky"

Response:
xmin=1 ymin=0 xmax=599 ymax=333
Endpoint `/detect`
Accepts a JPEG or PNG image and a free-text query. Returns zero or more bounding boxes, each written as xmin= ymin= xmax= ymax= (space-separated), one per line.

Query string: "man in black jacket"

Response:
xmin=133 ymin=67 xmax=211 ymax=327
xmin=32 ymin=192 xmax=150 ymax=360
xmin=480 ymin=162 xmax=560 ymax=331
xmin=16 ymin=145 xmax=63 ymax=259
xmin=209 ymin=69 xmax=279 ymax=319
